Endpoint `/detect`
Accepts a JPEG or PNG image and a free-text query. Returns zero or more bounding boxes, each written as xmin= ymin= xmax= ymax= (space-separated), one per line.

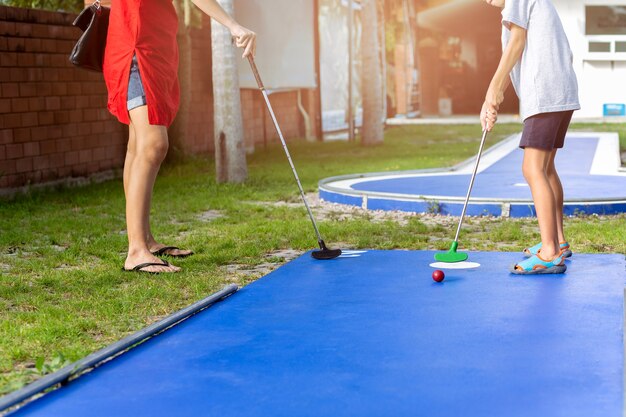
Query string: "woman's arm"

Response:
xmin=190 ymin=0 xmax=256 ymax=57
xmin=481 ymin=23 xmax=526 ymax=131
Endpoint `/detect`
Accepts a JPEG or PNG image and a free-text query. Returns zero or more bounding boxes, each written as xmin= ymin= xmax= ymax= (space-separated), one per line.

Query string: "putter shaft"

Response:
xmin=453 ymin=129 xmax=489 ymax=243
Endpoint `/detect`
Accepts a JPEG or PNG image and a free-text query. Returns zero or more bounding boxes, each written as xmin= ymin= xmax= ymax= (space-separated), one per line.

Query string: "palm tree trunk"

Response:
xmin=360 ymin=0 xmax=384 ymax=146
xmin=211 ymin=0 xmax=247 ymax=183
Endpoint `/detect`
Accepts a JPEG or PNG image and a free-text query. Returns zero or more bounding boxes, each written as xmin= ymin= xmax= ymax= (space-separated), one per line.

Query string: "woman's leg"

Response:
xmin=124 ymin=105 xmax=180 ymax=272
xmin=522 ymin=147 xmax=560 ymax=260
xmin=546 ymin=149 xmax=566 ymax=243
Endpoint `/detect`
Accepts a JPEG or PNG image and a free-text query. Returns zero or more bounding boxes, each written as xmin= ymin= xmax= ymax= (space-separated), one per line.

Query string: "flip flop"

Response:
xmin=150 ymin=246 xmax=194 ymax=258
xmin=122 ymin=260 xmax=174 ymax=274
xmin=511 ymin=253 xmax=567 ymax=275
xmin=523 ymin=241 xmax=572 ymax=258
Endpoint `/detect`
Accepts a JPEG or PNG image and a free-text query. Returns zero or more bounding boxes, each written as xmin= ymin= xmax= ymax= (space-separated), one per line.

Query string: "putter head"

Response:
xmin=434 ymin=251 xmax=468 ymax=263
xmin=434 ymin=241 xmax=468 ymax=263
xmin=311 ymin=240 xmax=342 ymax=260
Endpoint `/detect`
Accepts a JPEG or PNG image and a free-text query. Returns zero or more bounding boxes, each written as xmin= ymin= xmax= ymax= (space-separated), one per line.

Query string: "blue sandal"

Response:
xmin=511 ymin=253 xmax=567 ymax=275
xmin=524 ymin=241 xmax=572 ymax=258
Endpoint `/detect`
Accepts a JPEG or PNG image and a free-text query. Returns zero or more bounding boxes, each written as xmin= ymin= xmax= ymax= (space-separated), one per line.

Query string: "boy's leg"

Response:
xmin=546 ymin=149 xmax=566 ymax=243
xmin=522 ymin=147 xmax=560 ymax=259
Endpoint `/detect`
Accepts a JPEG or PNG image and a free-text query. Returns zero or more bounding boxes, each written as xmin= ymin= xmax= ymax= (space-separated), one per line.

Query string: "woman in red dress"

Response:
xmin=104 ymin=0 xmax=256 ymax=273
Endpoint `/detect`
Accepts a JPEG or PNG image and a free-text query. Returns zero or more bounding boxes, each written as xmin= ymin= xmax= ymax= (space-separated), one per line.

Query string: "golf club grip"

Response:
xmin=247 ymin=56 xmax=265 ymax=90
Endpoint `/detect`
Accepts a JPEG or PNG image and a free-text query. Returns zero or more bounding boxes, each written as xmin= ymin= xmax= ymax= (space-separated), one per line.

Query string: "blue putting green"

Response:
xmin=320 ymin=133 xmax=626 ymax=216
xmin=8 ymin=251 xmax=625 ymax=417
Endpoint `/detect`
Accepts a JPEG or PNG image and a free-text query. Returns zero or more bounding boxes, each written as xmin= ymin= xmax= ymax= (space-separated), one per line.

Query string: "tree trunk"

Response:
xmin=211 ymin=0 xmax=247 ymax=183
xmin=360 ymin=0 xmax=384 ymax=146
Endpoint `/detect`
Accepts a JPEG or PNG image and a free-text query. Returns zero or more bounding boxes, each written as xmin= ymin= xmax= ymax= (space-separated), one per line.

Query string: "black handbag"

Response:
xmin=69 ymin=0 xmax=110 ymax=72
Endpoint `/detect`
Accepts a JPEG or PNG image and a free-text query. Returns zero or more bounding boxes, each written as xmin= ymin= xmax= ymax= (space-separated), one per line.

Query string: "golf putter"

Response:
xmin=435 ymin=128 xmax=489 ymax=263
xmin=247 ymin=56 xmax=342 ymax=260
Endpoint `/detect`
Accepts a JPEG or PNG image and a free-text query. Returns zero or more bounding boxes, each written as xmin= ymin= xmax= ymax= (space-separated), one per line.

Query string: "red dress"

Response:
xmin=103 ymin=0 xmax=180 ymax=127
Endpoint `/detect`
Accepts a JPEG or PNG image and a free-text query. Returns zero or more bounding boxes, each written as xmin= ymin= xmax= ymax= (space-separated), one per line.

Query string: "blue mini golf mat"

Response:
xmin=9 ymin=250 xmax=625 ymax=417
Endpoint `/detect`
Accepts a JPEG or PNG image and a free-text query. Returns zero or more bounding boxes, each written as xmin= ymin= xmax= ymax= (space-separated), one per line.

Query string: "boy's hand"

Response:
xmin=481 ymin=101 xmax=498 ymax=132
xmin=481 ymin=86 xmax=503 ymax=132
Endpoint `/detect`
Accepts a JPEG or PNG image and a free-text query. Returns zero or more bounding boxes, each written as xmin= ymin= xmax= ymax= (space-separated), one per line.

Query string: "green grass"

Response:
xmin=1 ymin=123 xmax=625 ymax=394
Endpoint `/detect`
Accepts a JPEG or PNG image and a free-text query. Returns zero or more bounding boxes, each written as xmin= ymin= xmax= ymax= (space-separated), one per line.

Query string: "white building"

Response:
xmin=554 ymin=1 xmax=626 ymax=118
xmin=417 ymin=0 xmax=626 ymax=119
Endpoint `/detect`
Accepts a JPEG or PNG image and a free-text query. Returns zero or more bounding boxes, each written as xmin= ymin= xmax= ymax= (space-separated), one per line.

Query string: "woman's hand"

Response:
xmin=230 ymin=24 xmax=256 ymax=58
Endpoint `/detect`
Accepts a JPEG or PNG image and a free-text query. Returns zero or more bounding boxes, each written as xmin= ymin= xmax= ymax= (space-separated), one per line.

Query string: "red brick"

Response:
xmin=38 ymin=111 xmax=54 ymax=125
xmin=26 ymin=68 xmax=44 ymax=82
xmin=20 ymin=112 xmax=38 ymax=127
xmin=92 ymin=146 xmax=106 ymax=161
xmin=38 ymin=83 xmax=52 ymax=96
xmin=51 ymin=83 xmax=68 ymax=96
xmin=49 ymin=54 xmax=66 ymax=68
xmin=33 ymin=155 xmax=50 ymax=170
xmin=0 ymin=129 xmax=13 ymax=144
xmin=0 ymin=98 xmax=10 ymax=114
xmin=17 ymin=53 xmax=36 ymax=67
xmin=64 ymin=150 xmax=79 ymax=165
xmin=61 ymin=124 xmax=77 ymax=137
xmin=40 ymin=140 xmax=56 ymax=154
xmin=23 ymin=142 xmax=40 ymax=157
xmin=0 ymin=22 xmax=16 ymax=37
xmin=24 ymin=38 xmax=43 ymax=53
xmin=56 ymin=138 xmax=72 ymax=152
xmin=48 ymin=126 xmax=62 ymax=139
xmin=43 ymin=68 xmax=60 ymax=82
xmin=15 ymin=21 xmax=33 ymax=37
xmin=15 ymin=157 xmax=33 ymax=173
xmin=10 ymin=98 xmax=29 ymax=113
xmin=6 ymin=37 xmax=25 ymax=53
xmin=49 ymin=152 xmax=64 ymax=168
xmin=31 ymin=24 xmax=50 ymax=39
xmin=59 ymin=96 xmax=75 ymax=110
xmin=41 ymin=39 xmax=57 ymax=53
xmin=13 ymin=128 xmax=31 ymax=142
xmin=69 ymin=110 xmax=82 ymax=123
xmin=70 ymin=137 xmax=83 ymax=150
xmin=0 ymin=113 xmax=21 ymax=129
xmin=34 ymin=54 xmax=49 ymax=67
xmin=18 ymin=83 xmax=36 ymax=97
xmin=0 ymin=144 xmax=5 ymax=160
xmin=28 ymin=97 xmax=45 ymax=112
xmin=53 ymin=111 xmax=70 ymax=124
xmin=0 ymin=159 xmax=16 ymax=176
xmin=79 ymin=149 xmax=92 ymax=164
xmin=91 ymin=121 xmax=105 ymax=134
xmin=66 ymin=82 xmax=82 ymax=95
xmin=77 ymin=123 xmax=92 ymax=136
xmin=75 ymin=96 xmax=89 ymax=108
xmin=2 ymin=83 xmax=19 ymax=98
xmin=6 ymin=143 xmax=23 ymax=159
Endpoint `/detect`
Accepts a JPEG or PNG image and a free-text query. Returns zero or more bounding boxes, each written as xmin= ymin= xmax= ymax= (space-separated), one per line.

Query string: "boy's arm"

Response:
xmin=481 ymin=23 xmax=526 ymax=131
xmin=191 ymin=0 xmax=256 ymax=57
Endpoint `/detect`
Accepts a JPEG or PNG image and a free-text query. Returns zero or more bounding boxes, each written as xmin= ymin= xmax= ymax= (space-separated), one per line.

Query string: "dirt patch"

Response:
xmin=197 ymin=210 xmax=224 ymax=222
xmin=225 ymin=249 xmax=305 ymax=282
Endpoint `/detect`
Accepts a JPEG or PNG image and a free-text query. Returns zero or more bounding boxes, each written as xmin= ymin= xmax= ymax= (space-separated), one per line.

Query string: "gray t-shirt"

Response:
xmin=501 ymin=0 xmax=580 ymax=120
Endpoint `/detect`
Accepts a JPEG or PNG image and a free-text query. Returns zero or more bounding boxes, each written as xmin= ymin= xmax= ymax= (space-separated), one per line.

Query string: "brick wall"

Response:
xmin=0 ymin=5 xmax=126 ymax=191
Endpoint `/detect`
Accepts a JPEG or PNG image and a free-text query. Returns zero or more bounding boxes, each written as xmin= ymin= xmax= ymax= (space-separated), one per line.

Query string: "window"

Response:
xmin=616 ymin=42 xmax=626 ymax=52
xmin=586 ymin=6 xmax=626 ymax=35
xmin=589 ymin=41 xmax=611 ymax=52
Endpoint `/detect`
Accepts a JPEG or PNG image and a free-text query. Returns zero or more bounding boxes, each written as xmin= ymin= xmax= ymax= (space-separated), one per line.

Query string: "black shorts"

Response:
xmin=519 ymin=110 xmax=574 ymax=150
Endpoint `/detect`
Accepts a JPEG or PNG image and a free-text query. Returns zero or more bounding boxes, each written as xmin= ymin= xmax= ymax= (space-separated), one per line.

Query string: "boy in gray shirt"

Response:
xmin=481 ymin=0 xmax=580 ymax=274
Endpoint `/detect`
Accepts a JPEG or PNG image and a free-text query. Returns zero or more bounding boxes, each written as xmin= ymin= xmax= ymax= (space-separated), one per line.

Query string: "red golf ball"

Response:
xmin=432 ymin=269 xmax=445 ymax=282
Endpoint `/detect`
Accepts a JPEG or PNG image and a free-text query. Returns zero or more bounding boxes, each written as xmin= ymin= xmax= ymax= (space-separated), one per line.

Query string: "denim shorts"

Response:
xmin=127 ymin=55 xmax=147 ymax=111
xmin=519 ymin=110 xmax=574 ymax=150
